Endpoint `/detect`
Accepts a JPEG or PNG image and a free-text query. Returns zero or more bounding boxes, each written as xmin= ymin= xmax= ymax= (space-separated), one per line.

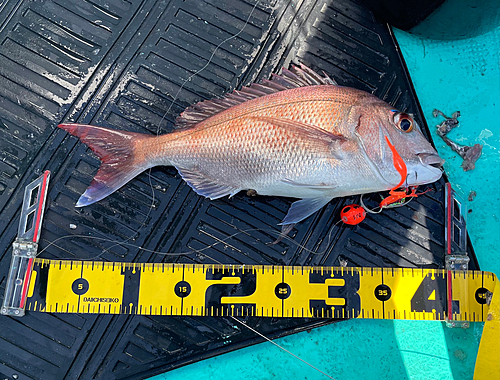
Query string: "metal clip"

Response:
xmin=1 ymin=171 xmax=50 ymax=317
xmin=12 ymin=239 xmax=39 ymax=258
xmin=445 ymin=254 xmax=470 ymax=271
xmin=444 ymin=183 xmax=470 ymax=328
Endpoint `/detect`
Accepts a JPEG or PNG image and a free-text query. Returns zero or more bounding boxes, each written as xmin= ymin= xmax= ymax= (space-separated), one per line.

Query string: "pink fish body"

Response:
xmin=59 ymin=65 xmax=443 ymax=227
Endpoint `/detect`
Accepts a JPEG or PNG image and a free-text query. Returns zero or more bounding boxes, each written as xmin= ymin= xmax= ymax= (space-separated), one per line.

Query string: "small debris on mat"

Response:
xmin=433 ymin=109 xmax=482 ymax=171
xmin=246 ymin=189 xmax=257 ymax=196
xmin=339 ymin=257 xmax=348 ymax=267
xmin=443 ymin=139 xmax=483 ymax=171
xmin=69 ymin=224 xmax=77 ymax=229
xmin=468 ymin=191 xmax=476 ymax=202
xmin=433 ymin=109 xmax=460 ymax=137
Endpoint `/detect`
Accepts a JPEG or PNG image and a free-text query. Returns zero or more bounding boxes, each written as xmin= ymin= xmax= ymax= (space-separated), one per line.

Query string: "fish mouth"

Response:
xmin=417 ymin=153 xmax=445 ymax=168
xmin=403 ymin=153 xmax=444 ymax=186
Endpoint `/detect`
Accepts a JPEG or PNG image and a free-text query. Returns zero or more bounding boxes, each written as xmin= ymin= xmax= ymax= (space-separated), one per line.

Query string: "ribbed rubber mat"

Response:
xmin=0 ymin=0 xmax=477 ymax=379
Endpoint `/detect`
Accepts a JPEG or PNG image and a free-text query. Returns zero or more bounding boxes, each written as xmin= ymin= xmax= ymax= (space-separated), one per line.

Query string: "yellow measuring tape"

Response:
xmin=24 ymin=259 xmax=496 ymax=321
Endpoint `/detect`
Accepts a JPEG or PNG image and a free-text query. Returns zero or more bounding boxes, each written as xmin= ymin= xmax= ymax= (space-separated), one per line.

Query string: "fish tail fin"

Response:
xmin=58 ymin=123 xmax=157 ymax=207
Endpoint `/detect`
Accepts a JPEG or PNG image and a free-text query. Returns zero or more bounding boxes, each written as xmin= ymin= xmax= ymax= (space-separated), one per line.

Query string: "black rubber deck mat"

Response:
xmin=0 ymin=0 xmax=478 ymax=379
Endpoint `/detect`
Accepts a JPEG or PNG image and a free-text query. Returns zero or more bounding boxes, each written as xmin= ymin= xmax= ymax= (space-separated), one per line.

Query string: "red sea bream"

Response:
xmin=59 ymin=65 xmax=443 ymax=228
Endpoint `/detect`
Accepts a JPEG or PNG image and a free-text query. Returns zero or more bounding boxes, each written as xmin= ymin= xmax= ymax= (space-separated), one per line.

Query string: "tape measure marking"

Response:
xmin=24 ymin=260 xmax=496 ymax=321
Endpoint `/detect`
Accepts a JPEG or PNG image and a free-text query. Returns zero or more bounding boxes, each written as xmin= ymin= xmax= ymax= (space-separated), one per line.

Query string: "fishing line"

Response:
xmin=38 ymin=2 xmax=376 ymax=375
xmin=229 ymin=316 xmax=336 ymax=380
xmin=37 ymin=220 xmax=343 ymax=262
xmin=45 ymin=9 xmax=344 ymax=372
xmin=154 ymin=0 xmax=261 ymax=135
xmin=58 ymin=0 xmax=262 ymax=262
xmin=98 ymin=167 xmax=157 ymax=256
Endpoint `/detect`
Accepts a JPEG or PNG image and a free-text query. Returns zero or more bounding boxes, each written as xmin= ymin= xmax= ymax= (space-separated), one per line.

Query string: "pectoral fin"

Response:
xmin=251 ymin=116 xmax=348 ymax=159
xmin=252 ymin=116 xmax=346 ymax=143
xmin=279 ymin=197 xmax=333 ymax=226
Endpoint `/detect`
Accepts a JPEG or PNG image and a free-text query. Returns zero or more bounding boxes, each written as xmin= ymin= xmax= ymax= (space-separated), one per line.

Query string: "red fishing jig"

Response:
xmin=379 ymin=135 xmax=427 ymax=208
xmin=341 ymin=204 xmax=366 ymax=225
xmin=360 ymin=135 xmax=434 ymax=214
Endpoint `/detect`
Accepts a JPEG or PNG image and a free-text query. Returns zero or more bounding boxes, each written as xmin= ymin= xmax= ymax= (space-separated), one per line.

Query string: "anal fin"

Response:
xmin=177 ymin=167 xmax=240 ymax=200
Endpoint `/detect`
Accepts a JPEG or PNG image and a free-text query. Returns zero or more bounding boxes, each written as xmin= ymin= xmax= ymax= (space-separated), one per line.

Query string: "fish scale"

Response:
xmin=160 ymin=120 xmax=336 ymax=192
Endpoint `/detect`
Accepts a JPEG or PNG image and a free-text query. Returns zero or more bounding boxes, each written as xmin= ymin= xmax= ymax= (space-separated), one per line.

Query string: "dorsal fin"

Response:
xmin=175 ymin=64 xmax=337 ymax=129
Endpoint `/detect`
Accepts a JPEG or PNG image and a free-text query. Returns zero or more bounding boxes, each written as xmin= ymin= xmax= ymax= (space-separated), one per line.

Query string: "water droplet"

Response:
xmin=92 ymin=48 xmax=100 ymax=55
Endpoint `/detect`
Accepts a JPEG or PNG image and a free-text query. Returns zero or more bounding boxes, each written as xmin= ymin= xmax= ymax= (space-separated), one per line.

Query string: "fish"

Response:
xmin=58 ymin=64 xmax=443 ymax=230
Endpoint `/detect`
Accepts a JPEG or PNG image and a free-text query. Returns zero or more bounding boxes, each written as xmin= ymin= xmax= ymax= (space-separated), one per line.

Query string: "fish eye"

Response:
xmin=393 ymin=112 xmax=414 ymax=133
